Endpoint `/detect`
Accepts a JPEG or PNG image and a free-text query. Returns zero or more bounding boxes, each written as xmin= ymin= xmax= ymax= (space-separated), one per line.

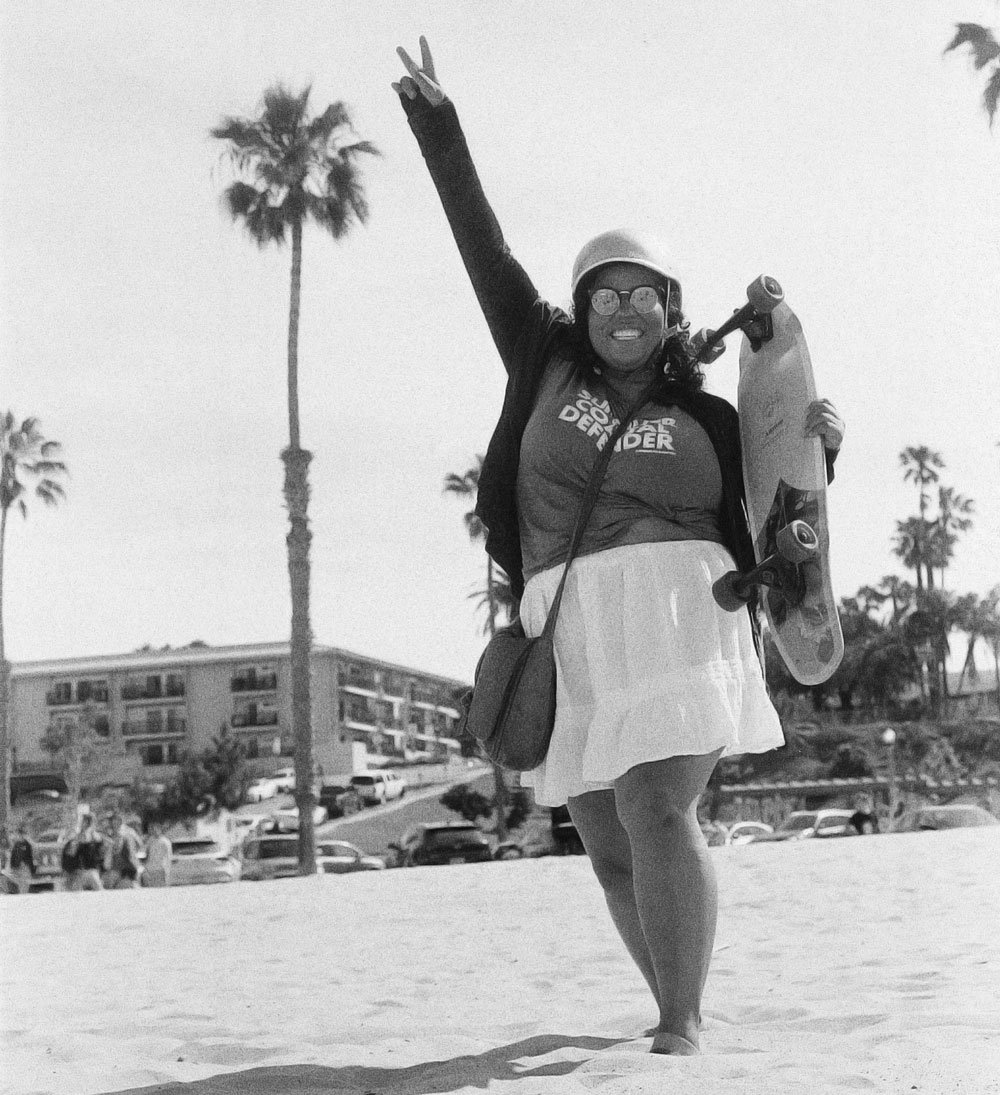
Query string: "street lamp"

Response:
xmin=881 ymin=727 xmax=898 ymax=832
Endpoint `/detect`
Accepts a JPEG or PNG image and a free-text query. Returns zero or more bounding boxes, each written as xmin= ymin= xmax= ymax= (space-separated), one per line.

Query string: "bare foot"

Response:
xmin=650 ymin=1032 xmax=700 ymax=1056
xmin=641 ymin=1015 xmax=703 ymax=1037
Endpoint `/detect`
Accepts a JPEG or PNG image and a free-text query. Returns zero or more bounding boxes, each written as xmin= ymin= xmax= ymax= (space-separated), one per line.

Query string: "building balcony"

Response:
xmin=231 ymin=711 xmax=279 ymax=729
xmin=46 ymin=688 xmax=111 ymax=706
xmin=121 ymin=718 xmax=187 ymax=738
xmin=231 ymin=674 xmax=278 ymax=693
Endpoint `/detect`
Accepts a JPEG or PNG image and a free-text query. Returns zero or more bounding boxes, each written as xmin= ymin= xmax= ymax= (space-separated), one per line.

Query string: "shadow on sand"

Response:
xmin=112 ymin=1033 xmax=634 ymax=1094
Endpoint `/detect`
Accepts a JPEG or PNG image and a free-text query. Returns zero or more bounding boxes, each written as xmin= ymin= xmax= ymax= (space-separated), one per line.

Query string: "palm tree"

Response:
xmin=468 ymin=568 xmax=516 ymax=633
xmin=933 ymin=486 xmax=975 ymax=590
xmin=956 ymin=587 xmax=1000 ymax=705
xmin=212 ymin=86 xmax=379 ymax=874
xmin=0 ymin=413 xmax=68 ymax=834
xmin=945 ymin=22 xmax=1000 ymax=129
xmin=892 ymin=517 xmax=930 ymax=594
xmin=876 ymin=574 xmax=915 ymax=630
xmin=443 ymin=456 xmax=511 ymax=841
xmin=898 ymin=446 xmax=944 ymax=590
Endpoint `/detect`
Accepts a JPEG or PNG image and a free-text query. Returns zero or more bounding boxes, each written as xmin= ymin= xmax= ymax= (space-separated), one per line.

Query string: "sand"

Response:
xmin=3 ymin=826 xmax=1000 ymax=1095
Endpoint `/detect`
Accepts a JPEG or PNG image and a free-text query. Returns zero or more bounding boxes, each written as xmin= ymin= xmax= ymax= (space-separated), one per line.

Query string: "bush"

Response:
xmin=440 ymin=783 xmax=492 ymax=822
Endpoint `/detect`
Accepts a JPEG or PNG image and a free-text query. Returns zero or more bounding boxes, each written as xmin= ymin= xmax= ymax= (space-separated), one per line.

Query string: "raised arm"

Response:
xmin=394 ymin=38 xmax=542 ymax=374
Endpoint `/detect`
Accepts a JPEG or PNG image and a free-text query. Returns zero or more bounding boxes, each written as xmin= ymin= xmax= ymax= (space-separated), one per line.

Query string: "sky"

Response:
xmin=2 ymin=0 xmax=999 ymax=683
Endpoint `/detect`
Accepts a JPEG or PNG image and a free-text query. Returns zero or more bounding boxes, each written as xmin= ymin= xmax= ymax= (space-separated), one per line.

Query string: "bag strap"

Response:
xmin=540 ymin=378 xmax=659 ymax=637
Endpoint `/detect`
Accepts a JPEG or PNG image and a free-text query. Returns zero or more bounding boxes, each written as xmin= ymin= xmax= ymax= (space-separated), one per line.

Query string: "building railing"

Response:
xmin=121 ymin=718 xmax=187 ymax=737
xmin=231 ymin=674 xmax=278 ymax=692
xmin=231 ymin=711 xmax=279 ymax=728
xmin=45 ymin=684 xmax=111 ymax=706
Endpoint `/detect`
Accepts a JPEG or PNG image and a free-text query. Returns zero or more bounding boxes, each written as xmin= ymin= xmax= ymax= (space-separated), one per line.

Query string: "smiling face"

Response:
xmin=586 ymin=263 xmax=667 ymax=377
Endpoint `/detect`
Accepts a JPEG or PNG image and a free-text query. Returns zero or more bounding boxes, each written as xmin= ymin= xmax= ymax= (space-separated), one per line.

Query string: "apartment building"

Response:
xmin=9 ymin=642 xmax=468 ymax=794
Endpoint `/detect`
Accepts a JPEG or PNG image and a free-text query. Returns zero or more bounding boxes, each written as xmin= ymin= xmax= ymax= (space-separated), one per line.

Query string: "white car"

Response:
xmin=169 ymin=839 xmax=241 ymax=885
xmin=245 ymin=777 xmax=279 ymax=803
xmin=726 ymin=821 xmax=774 ymax=845
xmin=271 ymin=767 xmax=296 ymax=793
xmin=241 ymin=835 xmax=384 ymax=881
xmin=349 ymin=771 xmax=407 ymax=805
xmin=752 ymin=809 xmax=858 ymax=843
xmin=270 ymin=804 xmax=329 ymax=831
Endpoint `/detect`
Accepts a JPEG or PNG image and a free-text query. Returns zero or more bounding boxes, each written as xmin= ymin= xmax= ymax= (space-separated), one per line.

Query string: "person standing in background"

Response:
xmin=7 ymin=825 xmax=36 ymax=894
xmin=143 ymin=822 xmax=172 ymax=888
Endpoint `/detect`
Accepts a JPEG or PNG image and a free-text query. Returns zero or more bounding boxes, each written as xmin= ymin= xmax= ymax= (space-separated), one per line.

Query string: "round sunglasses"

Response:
xmin=589 ymin=285 xmax=663 ymax=317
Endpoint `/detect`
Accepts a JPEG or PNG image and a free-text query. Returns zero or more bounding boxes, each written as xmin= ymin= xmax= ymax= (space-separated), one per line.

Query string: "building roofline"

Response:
xmin=11 ymin=640 xmax=469 ymax=689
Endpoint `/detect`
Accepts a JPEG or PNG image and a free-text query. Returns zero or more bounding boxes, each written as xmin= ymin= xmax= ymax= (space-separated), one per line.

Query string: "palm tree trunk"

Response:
xmin=486 ymin=556 xmax=509 ymax=843
xmin=994 ymin=644 xmax=1000 ymax=716
xmin=284 ymin=219 xmax=316 ymax=874
xmin=0 ymin=504 xmax=10 ymax=837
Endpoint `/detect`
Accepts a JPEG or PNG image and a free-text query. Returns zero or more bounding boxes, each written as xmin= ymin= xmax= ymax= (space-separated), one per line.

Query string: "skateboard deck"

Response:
xmin=736 ymin=297 xmax=844 ymax=685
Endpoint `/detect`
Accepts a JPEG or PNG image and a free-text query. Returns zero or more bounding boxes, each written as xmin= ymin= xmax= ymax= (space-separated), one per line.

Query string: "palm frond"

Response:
xmin=985 ymin=65 xmax=1000 ymax=128
xmin=306 ymin=101 xmax=353 ymax=145
xmin=262 ymin=84 xmax=311 ymax=136
xmin=944 ymin=23 xmax=1000 ymax=69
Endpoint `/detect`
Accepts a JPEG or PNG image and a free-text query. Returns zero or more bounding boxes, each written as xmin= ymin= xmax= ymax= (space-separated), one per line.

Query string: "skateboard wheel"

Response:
xmin=712 ymin=571 xmax=749 ymax=613
xmin=775 ymin=520 xmax=819 ymax=564
xmin=690 ymin=327 xmax=726 ymax=363
xmin=746 ymin=274 xmax=783 ymax=314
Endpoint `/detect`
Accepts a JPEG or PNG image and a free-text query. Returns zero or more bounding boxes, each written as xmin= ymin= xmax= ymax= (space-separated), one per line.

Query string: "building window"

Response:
xmin=46 ymin=681 xmax=73 ymax=706
xmin=121 ymin=675 xmax=164 ymax=701
xmin=231 ymin=665 xmax=278 ymax=692
xmin=93 ymin=714 xmax=110 ymax=737
xmin=76 ymin=679 xmax=109 ymax=704
xmin=165 ymin=673 xmax=185 ymax=697
xmin=232 ymin=700 xmax=278 ymax=728
xmin=122 ymin=706 xmax=186 ymax=736
xmin=140 ymin=742 xmax=180 ymax=766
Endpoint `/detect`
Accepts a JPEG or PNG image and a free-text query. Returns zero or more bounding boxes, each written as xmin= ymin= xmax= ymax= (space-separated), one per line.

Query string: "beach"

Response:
xmin=3 ymin=826 xmax=1000 ymax=1095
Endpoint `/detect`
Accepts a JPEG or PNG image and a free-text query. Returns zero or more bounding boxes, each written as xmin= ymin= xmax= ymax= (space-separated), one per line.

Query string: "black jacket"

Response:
xmin=403 ymin=96 xmax=835 ymax=620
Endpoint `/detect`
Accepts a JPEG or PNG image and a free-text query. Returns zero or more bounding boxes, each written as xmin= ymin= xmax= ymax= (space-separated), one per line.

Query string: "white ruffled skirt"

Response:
xmin=518 ymin=540 xmax=784 ymax=807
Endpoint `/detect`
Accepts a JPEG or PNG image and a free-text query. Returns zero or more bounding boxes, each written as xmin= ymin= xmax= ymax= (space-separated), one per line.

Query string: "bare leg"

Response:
xmin=567 ymin=790 xmax=659 ymax=1007
xmin=614 ymin=750 xmax=722 ymax=1054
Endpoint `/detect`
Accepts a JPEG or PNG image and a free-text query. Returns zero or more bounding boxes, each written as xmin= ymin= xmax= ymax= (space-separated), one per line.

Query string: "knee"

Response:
xmin=617 ymin=796 xmax=697 ymax=846
xmin=586 ymin=848 xmax=634 ymax=896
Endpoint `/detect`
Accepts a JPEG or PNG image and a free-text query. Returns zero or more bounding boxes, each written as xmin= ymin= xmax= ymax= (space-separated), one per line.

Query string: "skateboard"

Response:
xmin=691 ymin=277 xmax=844 ymax=686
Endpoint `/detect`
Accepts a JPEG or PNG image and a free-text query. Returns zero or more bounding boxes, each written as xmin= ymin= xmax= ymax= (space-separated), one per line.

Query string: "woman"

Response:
xmin=394 ymin=39 xmax=844 ymax=1056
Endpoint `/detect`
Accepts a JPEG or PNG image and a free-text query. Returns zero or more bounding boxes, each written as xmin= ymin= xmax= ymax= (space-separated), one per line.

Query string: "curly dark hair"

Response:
xmin=569 ymin=271 xmax=705 ymax=394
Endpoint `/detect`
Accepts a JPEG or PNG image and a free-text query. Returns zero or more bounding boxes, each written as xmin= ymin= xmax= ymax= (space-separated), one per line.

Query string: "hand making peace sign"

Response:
xmin=393 ymin=36 xmax=447 ymax=106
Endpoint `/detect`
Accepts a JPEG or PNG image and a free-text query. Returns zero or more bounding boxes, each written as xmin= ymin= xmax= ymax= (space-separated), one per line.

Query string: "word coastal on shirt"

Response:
xmin=516 ymin=364 xmax=725 ymax=581
xmin=558 ymin=388 xmax=678 ymax=454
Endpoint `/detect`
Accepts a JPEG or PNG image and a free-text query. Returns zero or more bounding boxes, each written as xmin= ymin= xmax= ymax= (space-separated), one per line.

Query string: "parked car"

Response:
xmin=317 ymin=840 xmax=386 ymax=874
xmin=550 ymin=805 xmax=585 ymax=855
xmin=270 ymin=804 xmax=329 ymax=831
xmin=271 ymin=767 xmax=296 ymax=793
xmin=169 ymin=839 xmax=241 ymax=885
xmin=492 ymin=841 xmax=525 ymax=860
xmin=349 ymin=771 xmax=407 ymax=806
xmin=700 ymin=820 xmax=729 ymax=847
xmin=22 ymin=828 xmax=67 ymax=891
xmin=245 ymin=777 xmax=279 ymax=804
xmin=750 ymin=809 xmax=858 ymax=843
xmin=317 ymin=782 xmax=363 ymax=819
xmin=387 ymin=822 xmax=493 ymax=867
xmin=901 ymin=804 xmax=1000 ymax=832
xmin=726 ymin=821 xmax=774 ymax=845
xmin=241 ymin=835 xmax=384 ymax=880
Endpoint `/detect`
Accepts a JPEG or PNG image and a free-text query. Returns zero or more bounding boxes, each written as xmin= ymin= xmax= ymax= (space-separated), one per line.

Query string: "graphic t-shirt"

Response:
xmin=517 ymin=359 xmax=724 ymax=580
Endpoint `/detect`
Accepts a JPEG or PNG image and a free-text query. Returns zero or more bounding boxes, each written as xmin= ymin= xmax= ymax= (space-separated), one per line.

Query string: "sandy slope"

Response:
xmin=3 ymin=827 xmax=1000 ymax=1095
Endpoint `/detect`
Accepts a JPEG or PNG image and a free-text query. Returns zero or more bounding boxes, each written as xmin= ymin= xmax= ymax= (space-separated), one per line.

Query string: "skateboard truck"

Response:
xmin=712 ymin=519 xmax=819 ymax=612
xmin=690 ymin=275 xmax=784 ymax=364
